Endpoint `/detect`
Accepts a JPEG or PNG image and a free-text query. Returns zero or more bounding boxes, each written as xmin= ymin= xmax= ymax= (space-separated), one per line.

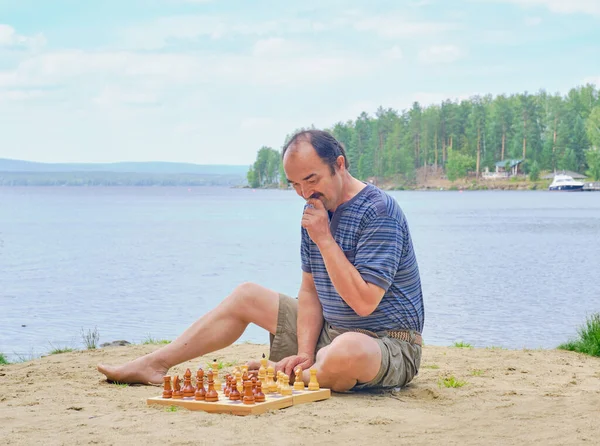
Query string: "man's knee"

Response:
xmin=226 ymin=282 xmax=278 ymax=325
xmin=228 ymin=282 xmax=263 ymax=307
xmin=320 ymin=333 xmax=376 ymax=375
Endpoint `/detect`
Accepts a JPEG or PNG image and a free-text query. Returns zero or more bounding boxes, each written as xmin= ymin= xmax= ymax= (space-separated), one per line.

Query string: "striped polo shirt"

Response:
xmin=300 ymin=183 xmax=424 ymax=333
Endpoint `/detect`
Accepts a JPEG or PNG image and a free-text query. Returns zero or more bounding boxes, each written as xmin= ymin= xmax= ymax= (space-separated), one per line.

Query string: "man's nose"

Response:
xmin=301 ymin=186 xmax=312 ymax=200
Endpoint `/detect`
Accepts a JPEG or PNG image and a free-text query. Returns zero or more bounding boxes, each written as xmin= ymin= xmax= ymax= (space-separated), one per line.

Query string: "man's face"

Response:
xmin=283 ymin=141 xmax=343 ymax=211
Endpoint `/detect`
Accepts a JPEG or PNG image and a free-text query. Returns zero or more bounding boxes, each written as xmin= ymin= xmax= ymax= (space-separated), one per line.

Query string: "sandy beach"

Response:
xmin=1 ymin=343 xmax=599 ymax=446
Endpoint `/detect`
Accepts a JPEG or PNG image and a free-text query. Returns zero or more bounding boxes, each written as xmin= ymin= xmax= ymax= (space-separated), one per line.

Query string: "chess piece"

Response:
xmin=205 ymin=371 xmax=219 ymax=402
xmin=294 ymin=367 xmax=304 ymax=391
xmin=224 ymin=375 xmax=231 ymax=397
xmin=266 ymin=366 xmax=275 ymax=393
xmin=195 ymin=369 xmax=206 ymax=401
xmin=254 ymin=381 xmax=265 ymax=403
xmin=236 ymin=370 xmax=243 ymax=394
xmin=162 ymin=376 xmax=173 ymax=398
xmin=229 ymin=376 xmax=241 ymax=401
xmin=243 ymin=380 xmax=255 ymax=405
xmin=182 ymin=368 xmax=195 ymax=398
xmin=258 ymin=367 xmax=267 ymax=389
xmin=172 ymin=375 xmax=183 ymax=399
xmin=308 ymin=368 xmax=320 ymax=391
xmin=259 ymin=353 xmax=267 ymax=379
xmin=211 ymin=360 xmax=221 ymax=390
xmin=251 ymin=376 xmax=258 ymax=395
xmin=280 ymin=374 xmax=292 ymax=396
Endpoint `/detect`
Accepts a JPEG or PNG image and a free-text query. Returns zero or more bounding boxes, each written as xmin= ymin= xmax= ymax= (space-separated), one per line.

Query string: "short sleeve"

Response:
xmin=354 ymin=216 xmax=404 ymax=291
xmin=300 ymin=226 xmax=312 ymax=273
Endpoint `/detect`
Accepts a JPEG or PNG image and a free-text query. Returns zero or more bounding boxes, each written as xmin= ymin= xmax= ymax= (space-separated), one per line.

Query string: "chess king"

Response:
xmin=98 ymin=129 xmax=425 ymax=392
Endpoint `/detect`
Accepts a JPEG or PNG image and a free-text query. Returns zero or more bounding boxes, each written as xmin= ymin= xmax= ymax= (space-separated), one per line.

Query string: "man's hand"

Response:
xmin=302 ymin=198 xmax=333 ymax=247
xmin=274 ymin=353 xmax=314 ymax=379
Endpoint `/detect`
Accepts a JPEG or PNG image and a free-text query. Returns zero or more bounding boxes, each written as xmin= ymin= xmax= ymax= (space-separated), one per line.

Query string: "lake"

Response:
xmin=1 ymin=186 xmax=599 ymax=361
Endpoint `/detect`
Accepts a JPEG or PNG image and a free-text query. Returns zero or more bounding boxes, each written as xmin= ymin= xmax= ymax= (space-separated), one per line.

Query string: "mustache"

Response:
xmin=308 ymin=193 xmax=322 ymax=200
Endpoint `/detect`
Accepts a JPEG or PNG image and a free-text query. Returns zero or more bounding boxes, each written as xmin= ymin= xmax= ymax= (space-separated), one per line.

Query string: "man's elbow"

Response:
xmin=352 ymin=293 xmax=384 ymax=317
xmin=353 ymin=282 xmax=387 ymax=317
xmin=353 ymin=303 xmax=377 ymax=317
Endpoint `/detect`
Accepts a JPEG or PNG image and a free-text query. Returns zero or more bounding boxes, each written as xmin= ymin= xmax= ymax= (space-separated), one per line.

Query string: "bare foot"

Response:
xmin=97 ymin=355 xmax=169 ymax=385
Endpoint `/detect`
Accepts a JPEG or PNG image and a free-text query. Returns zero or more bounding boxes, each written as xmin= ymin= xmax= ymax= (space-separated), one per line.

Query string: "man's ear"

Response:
xmin=336 ymin=155 xmax=345 ymax=172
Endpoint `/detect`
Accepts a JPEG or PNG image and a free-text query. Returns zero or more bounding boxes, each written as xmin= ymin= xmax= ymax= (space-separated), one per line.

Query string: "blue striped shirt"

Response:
xmin=301 ymin=183 xmax=424 ymax=333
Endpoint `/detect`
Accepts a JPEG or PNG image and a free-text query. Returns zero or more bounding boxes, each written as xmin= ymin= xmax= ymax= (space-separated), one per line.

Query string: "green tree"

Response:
xmin=529 ymin=161 xmax=540 ymax=181
xmin=247 ymin=167 xmax=259 ymax=188
xmin=446 ymin=150 xmax=476 ymax=181
xmin=586 ymin=106 xmax=600 ymax=149
xmin=585 ymin=149 xmax=600 ymax=181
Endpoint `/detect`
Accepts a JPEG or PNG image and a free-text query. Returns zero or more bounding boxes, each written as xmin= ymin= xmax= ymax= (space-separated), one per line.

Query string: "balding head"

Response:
xmin=282 ymin=129 xmax=349 ymax=175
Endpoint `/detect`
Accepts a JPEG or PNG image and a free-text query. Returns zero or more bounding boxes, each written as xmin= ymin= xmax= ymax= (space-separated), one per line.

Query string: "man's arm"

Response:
xmin=316 ymin=240 xmax=385 ymax=317
xmin=302 ymin=198 xmax=402 ymax=317
xmin=275 ymin=272 xmax=323 ymax=376
xmin=296 ymin=271 xmax=324 ymax=359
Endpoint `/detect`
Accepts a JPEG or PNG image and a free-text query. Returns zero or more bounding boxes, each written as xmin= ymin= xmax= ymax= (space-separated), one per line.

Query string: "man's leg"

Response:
xmin=303 ymin=332 xmax=382 ymax=392
xmin=97 ymin=282 xmax=280 ymax=384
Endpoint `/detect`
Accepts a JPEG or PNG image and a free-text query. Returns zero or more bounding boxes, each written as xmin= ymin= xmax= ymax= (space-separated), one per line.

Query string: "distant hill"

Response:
xmin=0 ymin=158 xmax=249 ymax=175
xmin=0 ymin=158 xmax=250 ymax=187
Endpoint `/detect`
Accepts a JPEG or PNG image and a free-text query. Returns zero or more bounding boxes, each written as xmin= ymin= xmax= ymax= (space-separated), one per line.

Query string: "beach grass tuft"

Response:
xmin=438 ymin=375 xmax=467 ymax=388
xmin=81 ymin=327 xmax=100 ymax=350
xmin=113 ymin=382 xmax=129 ymax=388
xmin=558 ymin=313 xmax=600 ymax=357
xmin=166 ymin=405 xmax=179 ymax=412
xmin=49 ymin=347 xmax=75 ymax=355
xmin=453 ymin=341 xmax=473 ymax=349
xmin=48 ymin=342 xmax=75 ymax=355
xmin=0 ymin=352 xmax=9 ymax=365
xmin=143 ymin=336 xmax=171 ymax=345
xmin=471 ymin=369 xmax=484 ymax=376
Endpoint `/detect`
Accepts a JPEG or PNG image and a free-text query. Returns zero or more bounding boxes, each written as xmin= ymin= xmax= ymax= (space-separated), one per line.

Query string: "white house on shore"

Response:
xmin=482 ymin=159 xmax=524 ymax=179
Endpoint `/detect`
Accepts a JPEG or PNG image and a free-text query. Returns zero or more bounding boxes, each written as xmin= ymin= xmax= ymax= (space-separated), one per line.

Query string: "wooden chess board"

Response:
xmin=147 ymin=387 xmax=331 ymax=415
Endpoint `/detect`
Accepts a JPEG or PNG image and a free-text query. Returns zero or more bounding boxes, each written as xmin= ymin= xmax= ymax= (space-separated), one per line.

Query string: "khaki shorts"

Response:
xmin=269 ymin=294 xmax=422 ymax=390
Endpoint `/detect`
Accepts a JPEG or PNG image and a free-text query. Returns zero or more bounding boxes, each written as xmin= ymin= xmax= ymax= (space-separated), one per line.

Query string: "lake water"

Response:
xmin=1 ymin=187 xmax=599 ymax=361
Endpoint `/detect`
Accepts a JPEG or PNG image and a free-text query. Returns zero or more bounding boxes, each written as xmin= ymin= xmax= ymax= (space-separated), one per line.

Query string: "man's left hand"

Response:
xmin=302 ymin=198 xmax=332 ymax=247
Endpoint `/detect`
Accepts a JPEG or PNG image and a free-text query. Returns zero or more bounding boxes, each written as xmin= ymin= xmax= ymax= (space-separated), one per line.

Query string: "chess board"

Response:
xmin=147 ymin=387 xmax=331 ymax=415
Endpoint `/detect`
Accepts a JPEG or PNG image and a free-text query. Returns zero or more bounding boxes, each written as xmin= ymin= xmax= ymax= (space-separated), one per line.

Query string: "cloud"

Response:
xmin=490 ymin=0 xmax=600 ymax=16
xmin=121 ymin=15 xmax=326 ymax=50
xmin=120 ymin=11 xmax=458 ymax=50
xmin=0 ymin=88 xmax=45 ymax=102
xmin=0 ymin=24 xmax=46 ymax=49
xmin=92 ymin=85 xmax=160 ymax=107
xmin=418 ymin=45 xmax=466 ymax=64
xmin=240 ymin=117 xmax=274 ymax=131
xmin=383 ymin=45 xmax=403 ymax=60
xmin=0 ymin=45 xmax=373 ymax=98
xmin=351 ymin=14 xmax=460 ymax=38
xmin=524 ymin=16 xmax=543 ymax=26
xmin=251 ymin=38 xmax=310 ymax=57
xmin=583 ymin=76 xmax=600 ymax=86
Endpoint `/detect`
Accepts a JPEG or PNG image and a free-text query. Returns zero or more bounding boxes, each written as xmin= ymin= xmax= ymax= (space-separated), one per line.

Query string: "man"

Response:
xmin=98 ymin=129 xmax=424 ymax=392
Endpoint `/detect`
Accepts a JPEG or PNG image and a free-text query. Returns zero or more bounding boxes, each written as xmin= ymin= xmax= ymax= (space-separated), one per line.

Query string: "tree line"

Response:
xmin=247 ymin=84 xmax=600 ymax=187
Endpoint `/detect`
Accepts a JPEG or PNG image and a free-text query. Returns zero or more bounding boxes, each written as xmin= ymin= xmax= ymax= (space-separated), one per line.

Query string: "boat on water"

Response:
xmin=548 ymin=174 xmax=584 ymax=191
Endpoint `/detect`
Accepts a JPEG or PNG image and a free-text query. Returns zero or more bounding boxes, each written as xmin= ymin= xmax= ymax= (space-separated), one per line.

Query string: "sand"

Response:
xmin=1 ymin=343 xmax=599 ymax=446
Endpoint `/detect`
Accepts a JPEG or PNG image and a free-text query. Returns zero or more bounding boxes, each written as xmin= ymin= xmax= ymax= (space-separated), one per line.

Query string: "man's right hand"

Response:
xmin=274 ymin=353 xmax=314 ymax=378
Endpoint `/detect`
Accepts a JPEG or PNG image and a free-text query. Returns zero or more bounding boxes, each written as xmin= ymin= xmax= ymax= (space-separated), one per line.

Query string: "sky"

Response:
xmin=1 ymin=0 xmax=599 ymax=165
